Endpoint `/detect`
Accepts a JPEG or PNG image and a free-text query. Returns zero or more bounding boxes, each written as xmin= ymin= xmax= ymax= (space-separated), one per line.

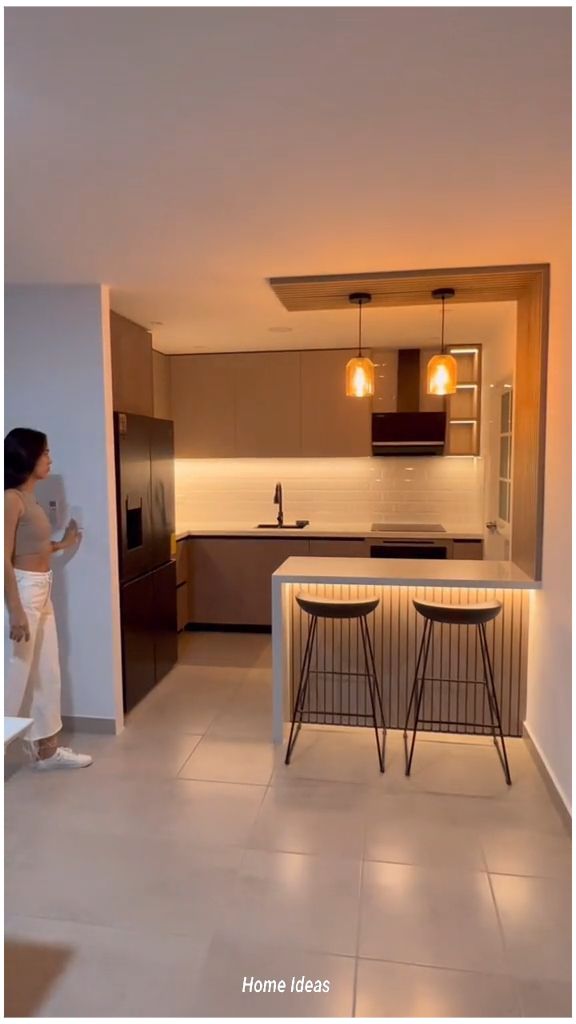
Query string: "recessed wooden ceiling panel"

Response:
xmin=269 ymin=264 xmax=548 ymax=311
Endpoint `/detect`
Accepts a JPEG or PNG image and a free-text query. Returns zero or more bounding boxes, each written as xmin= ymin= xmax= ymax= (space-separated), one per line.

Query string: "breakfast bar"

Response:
xmin=271 ymin=557 xmax=539 ymax=744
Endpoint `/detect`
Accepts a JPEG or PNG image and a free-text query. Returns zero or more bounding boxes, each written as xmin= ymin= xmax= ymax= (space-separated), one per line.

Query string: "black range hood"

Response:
xmin=371 ymin=349 xmax=446 ymax=456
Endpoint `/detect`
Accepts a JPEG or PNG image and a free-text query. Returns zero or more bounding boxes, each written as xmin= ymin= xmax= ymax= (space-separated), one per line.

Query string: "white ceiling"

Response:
xmin=5 ymin=7 xmax=570 ymax=354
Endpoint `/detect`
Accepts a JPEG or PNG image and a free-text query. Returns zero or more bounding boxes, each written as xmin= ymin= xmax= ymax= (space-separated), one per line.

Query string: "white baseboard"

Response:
xmin=523 ymin=720 xmax=571 ymax=829
xmin=61 ymin=715 xmax=119 ymax=735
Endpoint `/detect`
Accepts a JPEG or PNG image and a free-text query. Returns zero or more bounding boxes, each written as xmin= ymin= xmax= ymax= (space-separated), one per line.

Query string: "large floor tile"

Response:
xmin=178 ymin=736 xmax=276 ymax=785
xmin=6 ymin=773 xmax=266 ymax=850
xmin=272 ymin=727 xmax=400 ymax=786
xmin=363 ymin=792 xmax=484 ymax=869
xmin=207 ymin=679 xmax=273 ymax=738
xmin=481 ymin=827 xmax=571 ymax=879
xmin=359 ymin=860 xmax=505 ymax=974
xmin=355 ymin=958 xmax=521 ymax=1017
xmin=190 ymin=935 xmax=354 ymax=1017
xmin=70 ymin=731 xmax=203 ymax=779
xmin=179 ymin=630 xmax=272 ymax=669
xmin=516 ymin=977 xmax=572 ymax=1018
xmin=403 ymin=735 xmax=549 ymax=800
xmin=5 ymin=913 xmax=208 ymax=1018
xmin=6 ymin=827 xmax=242 ymax=939
xmin=221 ymin=849 xmax=362 ymax=957
xmin=248 ymin=779 xmax=368 ymax=858
xmin=490 ymin=873 xmax=572 ymax=982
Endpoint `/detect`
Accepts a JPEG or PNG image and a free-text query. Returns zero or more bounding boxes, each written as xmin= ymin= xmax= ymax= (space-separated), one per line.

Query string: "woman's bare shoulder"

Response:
xmin=4 ymin=489 xmax=24 ymax=512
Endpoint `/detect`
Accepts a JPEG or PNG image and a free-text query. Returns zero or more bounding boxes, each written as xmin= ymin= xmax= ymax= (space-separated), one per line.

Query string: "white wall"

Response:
xmin=5 ymin=285 xmax=123 ymax=729
xmin=524 ymin=261 xmax=572 ymax=812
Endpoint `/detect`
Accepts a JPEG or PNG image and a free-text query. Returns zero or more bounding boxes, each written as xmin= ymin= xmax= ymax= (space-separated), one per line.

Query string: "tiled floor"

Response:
xmin=5 ymin=632 xmax=572 ymax=1018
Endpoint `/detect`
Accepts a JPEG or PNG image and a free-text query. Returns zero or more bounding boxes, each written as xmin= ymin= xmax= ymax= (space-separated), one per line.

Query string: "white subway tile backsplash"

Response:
xmin=175 ymin=457 xmax=484 ymax=529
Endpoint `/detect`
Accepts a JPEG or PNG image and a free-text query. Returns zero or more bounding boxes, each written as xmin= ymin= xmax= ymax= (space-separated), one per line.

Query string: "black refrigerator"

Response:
xmin=114 ymin=412 xmax=178 ymax=713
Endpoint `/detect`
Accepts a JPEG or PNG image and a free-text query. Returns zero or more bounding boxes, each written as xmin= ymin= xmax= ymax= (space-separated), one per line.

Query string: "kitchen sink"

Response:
xmin=256 ymin=522 xmax=309 ymax=529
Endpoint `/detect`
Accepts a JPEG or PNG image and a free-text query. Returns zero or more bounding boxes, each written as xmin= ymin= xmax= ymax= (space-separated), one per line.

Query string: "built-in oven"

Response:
xmin=370 ymin=539 xmax=449 ymax=559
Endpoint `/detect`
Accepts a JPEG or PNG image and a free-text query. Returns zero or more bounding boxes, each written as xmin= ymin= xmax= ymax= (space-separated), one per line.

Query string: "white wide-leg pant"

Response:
xmin=4 ymin=569 xmax=63 ymax=741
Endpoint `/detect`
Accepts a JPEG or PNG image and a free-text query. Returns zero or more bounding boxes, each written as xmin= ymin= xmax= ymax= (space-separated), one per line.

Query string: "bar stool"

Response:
xmin=404 ymin=599 xmax=512 ymax=784
xmin=285 ymin=594 xmax=386 ymax=772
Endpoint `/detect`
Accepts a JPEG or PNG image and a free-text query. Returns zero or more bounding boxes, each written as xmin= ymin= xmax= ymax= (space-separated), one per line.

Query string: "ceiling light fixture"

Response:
xmin=346 ymin=292 xmax=375 ymax=398
xmin=426 ymin=288 xmax=457 ymax=396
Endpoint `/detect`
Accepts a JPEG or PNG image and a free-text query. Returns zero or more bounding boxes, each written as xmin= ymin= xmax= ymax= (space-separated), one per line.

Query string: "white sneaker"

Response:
xmin=34 ymin=747 xmax=93 ymax=770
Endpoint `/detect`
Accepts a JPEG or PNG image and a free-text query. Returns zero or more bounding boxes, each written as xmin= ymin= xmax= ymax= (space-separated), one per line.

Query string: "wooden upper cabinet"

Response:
xmin=152 ymin=349 xmax=172 ymax=419
xmin=301 ymin=349 xmax=371 ymax=457
xmin=110 ymin=311 xmax=154 ymax=416
xmin=234 ymin=352 xmax=301 ymax=457
xmin=170 ymin=354 xmax=236 ymax=457
xmin=169 ymin=348 xmax=372 ymax=458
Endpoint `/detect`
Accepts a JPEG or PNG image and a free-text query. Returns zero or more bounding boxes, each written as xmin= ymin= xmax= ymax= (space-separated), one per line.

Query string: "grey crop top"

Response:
xmin=8 ymin=490 xmax=53 ymax=558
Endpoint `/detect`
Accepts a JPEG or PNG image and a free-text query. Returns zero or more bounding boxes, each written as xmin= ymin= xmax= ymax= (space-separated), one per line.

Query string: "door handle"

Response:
xmin=485 ymin=521 xmax=498 ymax=532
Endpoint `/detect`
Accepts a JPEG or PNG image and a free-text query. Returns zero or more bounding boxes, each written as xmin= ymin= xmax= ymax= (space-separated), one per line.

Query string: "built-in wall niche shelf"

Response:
xmin=446 ymin=345 xmax=482 ymax=455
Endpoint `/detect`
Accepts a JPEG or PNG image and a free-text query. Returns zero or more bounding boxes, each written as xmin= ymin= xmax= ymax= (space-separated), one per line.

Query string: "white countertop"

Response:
xmin=4 ymin=716 xmax=33 ymax=747
xmin=272 ymin=557 xmax=539 ymax=589
xmin=176 ymin=522 xmax=484 ymax=541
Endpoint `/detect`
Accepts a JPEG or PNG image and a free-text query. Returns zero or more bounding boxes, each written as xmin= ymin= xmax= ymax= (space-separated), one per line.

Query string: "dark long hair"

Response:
xmin=4 ymin=428 xmax=48 ymax=489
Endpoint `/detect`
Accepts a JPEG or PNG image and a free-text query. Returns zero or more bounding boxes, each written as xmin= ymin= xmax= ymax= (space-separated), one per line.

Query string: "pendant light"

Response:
xmin=346 ymin=292 xmax=375 ymax=397
xmin=426 ymin=287 xmax=457 ymax=396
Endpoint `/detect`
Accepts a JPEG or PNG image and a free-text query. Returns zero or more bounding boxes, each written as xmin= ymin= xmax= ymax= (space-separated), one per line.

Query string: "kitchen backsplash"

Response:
xmin=175 ymin=457 xmax=484 ymax=528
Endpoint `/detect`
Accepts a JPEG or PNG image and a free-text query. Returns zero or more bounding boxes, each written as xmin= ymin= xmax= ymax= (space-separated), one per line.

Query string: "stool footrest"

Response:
xmin=306 ymin=713 xmax=386 ymax=722
xmin=307 ymin=670 xmax=379 ymax=679
xmin=411 ymin=719 xmax=501 ymax=731
xmin=418 ymin=676 xmax=487 ymax=686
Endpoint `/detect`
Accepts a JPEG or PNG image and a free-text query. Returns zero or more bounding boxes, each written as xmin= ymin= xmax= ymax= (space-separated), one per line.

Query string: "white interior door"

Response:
xmin=483 ymin=382 xmax=513 ymax=560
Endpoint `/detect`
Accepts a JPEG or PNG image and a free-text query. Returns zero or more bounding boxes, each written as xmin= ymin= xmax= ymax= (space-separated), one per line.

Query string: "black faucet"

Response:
xmin=273 ymin=482 xmax=284 ymax=527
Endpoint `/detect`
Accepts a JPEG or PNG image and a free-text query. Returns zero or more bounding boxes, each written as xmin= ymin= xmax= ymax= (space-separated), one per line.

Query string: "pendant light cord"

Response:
xmin=441 ymin=296 xmax=445 ymax=354
xmin=358 ymin=300 xmax=363 ymax=358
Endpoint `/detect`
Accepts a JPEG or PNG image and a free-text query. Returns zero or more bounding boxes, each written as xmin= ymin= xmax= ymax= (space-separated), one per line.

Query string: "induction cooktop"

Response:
xmin=371 ymin=523 xmax=446 ymax=533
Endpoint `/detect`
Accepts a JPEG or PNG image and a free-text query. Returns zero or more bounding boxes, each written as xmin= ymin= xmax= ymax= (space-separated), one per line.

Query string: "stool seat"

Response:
xmin=296 ymin=594 xmax=380 ymax=620
xmin=412 ymin=599 xmax=502 ymax=626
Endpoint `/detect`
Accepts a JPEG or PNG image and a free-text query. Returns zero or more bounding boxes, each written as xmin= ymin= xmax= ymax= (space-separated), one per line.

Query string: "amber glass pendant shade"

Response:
xmin=426 ymin=352 xmax=458 ymax=395
xmin=346 ymin=292 xmax=373 ymax=397
xmin=426 ymin=287 xmax=457 ymax=396
xmin=346 ymin=356 xmax=375 ymax=397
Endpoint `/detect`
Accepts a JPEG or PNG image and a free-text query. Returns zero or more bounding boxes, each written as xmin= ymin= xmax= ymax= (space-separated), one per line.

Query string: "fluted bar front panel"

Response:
xmin=289 ymin=584 xmax=528 ymax=736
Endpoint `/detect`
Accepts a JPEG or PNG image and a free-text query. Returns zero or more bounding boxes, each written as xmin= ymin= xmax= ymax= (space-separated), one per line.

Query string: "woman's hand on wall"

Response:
xmin=54 ymin=518 xmax=82 ymax=553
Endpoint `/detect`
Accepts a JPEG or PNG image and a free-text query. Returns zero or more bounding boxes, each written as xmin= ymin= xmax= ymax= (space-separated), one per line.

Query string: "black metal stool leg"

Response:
xmin=405 ymin=620 xmax=433 ymax=776
xmin=363 ymin=617 xmax=387 ymax=735
xmin=359 ymin=616 xmax=386 ymax=773
xmin=404 ymin=618 xmax=431 ymax=735
xmin=285 ymin=616 xmax=318 ymax=765
xmin=478 ymin=623 xmax=512 ymax=785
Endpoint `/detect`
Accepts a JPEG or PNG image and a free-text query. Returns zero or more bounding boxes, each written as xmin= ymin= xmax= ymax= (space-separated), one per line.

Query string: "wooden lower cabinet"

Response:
xmin=176 ymin=583 xmax=188 ymax=631
xmin=308 ymin=538 xmax=371 ymax=558
xmin=188 ymin=538 xmax=310 ymax=627
xmin=452 ymin=540 xmax=484 ymax=559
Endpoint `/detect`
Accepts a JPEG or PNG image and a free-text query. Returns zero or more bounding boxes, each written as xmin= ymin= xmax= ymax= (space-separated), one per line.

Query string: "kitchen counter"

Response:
xmin=271 ymin=555 xmax=537 ymax=743
xmin=176 ymin=522 xmax=484 ymax=541
xmin=272 ymin=556 xmax=538 ymax=590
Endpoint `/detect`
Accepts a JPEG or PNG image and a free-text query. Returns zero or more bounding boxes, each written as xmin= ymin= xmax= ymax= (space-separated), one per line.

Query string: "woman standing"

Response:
xmin=4 ymin=427 xmax=92 ymax=768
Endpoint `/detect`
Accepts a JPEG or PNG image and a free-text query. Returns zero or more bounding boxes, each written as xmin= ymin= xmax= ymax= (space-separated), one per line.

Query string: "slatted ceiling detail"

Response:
xmin=289 ymin=585 xmax=529 ymax=737
xmin=269 ymin=265 xmax=546 ymax=312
